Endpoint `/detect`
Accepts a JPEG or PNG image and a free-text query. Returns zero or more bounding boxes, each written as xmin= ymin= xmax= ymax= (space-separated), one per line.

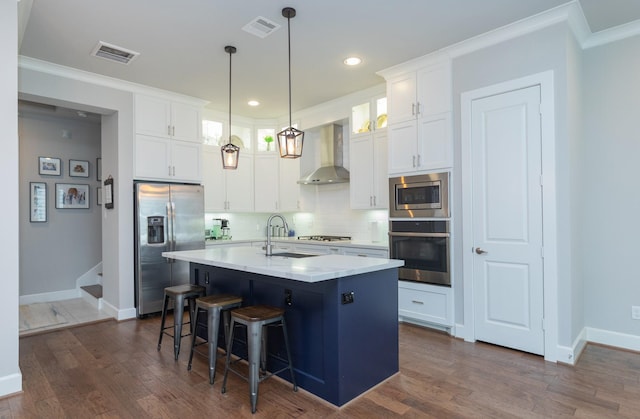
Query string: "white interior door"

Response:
xmin=470 ymin=85 xmax=544 ymax=355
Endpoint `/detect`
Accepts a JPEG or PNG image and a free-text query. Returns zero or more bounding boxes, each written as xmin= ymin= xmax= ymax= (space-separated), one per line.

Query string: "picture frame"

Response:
xmin=29 ymin=182 xmax=47 ymax=222
xmin=69 ymin=159 xmax=89 ymax=178
xmin=96 ymin=158 xmax=102 ymax=181
xmin=55 ymin=183 xmax=90 ymax=209
xmin=38 ymin=157 xmax=61 ymax=176
xmin=97 ymin=186 xmax=102 ymax=206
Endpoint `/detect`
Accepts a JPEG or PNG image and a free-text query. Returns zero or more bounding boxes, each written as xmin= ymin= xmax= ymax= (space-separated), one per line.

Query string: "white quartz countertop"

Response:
xmin=162 ymin=247 xmax=403 ymax=283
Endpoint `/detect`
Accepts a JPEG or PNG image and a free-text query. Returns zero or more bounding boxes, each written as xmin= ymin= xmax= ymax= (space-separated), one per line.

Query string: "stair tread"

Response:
xmin=81 ymin=285 xmax=103 ymax=299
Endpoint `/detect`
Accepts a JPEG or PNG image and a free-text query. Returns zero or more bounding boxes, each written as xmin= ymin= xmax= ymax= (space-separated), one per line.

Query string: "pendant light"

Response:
xmin=221 ymin=45 xmax=240 ymax=169
xmin=277 ymin=7 xmax=304 ymax=159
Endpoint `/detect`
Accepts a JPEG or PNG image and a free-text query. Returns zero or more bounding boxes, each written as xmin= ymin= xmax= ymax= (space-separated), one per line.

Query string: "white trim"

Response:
xmin=461 ymin=71 xmax=559 ymax=362
xmin=583 ymin=19 xmax=640 ymax=49
xmin=75 ymin=262 xmax=103 ymax=288
xmin=18 ymin=56 xmax=208 ymax=107
xmin=586 ymin=327 xmax=640 ymax=353
xmin=101 ymin=299 xmax=136 ymax=321
xmin=19 ymin=288 xmax=80 ymax=305
xmin=557 ymin=328 xmax=587 ymax=365
xmin=0 ymin=373 xmax=23 ymax=398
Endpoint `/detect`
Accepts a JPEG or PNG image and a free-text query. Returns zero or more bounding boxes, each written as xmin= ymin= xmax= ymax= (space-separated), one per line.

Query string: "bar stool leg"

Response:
xmin=207 ymin=306 xmax=222 ymax=384
xmin=247 ymin=321 xmax=262 ymax=414
xmin=187 ymin=306 xmax=201 ymax=371
xmin=221 ymin=318 xmax=235 ymax=394
xmin=157 ymin=294 xmax=170 ymax=351
xmin=173 ymin=294 xmax=185 ymax=360
xmin=280 ymin=317 xmax=298 ymax=391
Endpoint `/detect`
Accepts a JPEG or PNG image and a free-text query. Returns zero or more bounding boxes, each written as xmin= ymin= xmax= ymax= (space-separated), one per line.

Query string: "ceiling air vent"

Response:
xmin=91 ymin=41 xmax=140 ymax=65
xmin=242 ymin=16 xmax=281 ymax=38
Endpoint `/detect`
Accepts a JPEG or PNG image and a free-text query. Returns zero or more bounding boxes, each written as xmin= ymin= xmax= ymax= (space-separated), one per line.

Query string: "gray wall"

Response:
xmin=582 ymin=34 xmax=640 ymax=336
xmin=19 ymin=109 xmax=102 ymax=296
xmin=451 ymin=23 xmax=577 ymax=346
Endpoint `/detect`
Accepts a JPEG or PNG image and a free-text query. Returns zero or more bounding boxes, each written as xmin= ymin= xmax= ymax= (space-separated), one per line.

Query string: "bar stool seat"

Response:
xmin=157 ymin=284 xmax=206 ymax=360
xmin=221 ymin=304 xmax=297 ymax=414
xmin=188 ymin=294 xmax=243 ymax=384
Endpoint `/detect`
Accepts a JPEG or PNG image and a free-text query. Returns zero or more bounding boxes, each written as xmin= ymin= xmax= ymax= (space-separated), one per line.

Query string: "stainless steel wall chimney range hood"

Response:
xmin=298 ymin=124 xmax=349 ymax=185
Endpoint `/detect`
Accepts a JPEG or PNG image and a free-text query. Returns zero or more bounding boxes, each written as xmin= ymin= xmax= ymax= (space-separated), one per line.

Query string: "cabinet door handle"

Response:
xmin=412 ymin=155 xmax=416 ymax=168
xmin=173 ymin=166 xmax=176 ymax=176
xmin=417 ymin=155 xmax=421 ymax=167
xmin=412 ymin=103 xmax=416 ymax=116
xmin=168 ymin=125 xmax=171 ymax=136
xmin=168 ymin=166 xmax=172 ymax=176
xmin=411 ymin=300 xmax=424 ymax=305
xmin=416 ymin=102 xmax=421 ymax=116
xmin=172 ymin=126 xmax=175 ymax=136
xmin=369 ymin=196 xmax=373 ymax=207
xmin=373 ymin=196 xmax=376 ymax=207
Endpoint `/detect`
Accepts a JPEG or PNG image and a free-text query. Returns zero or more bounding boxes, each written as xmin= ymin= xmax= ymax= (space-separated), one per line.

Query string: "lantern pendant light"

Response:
xmin=277 ymin=7 xmax=304 ymax=159
xmin=221 ymin=45 xmax=240 ymax=169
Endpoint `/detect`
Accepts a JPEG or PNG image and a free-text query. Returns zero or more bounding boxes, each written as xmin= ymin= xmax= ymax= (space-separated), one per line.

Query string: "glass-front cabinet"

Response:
xmin=351 ymin=96 xmax=387 ymax=136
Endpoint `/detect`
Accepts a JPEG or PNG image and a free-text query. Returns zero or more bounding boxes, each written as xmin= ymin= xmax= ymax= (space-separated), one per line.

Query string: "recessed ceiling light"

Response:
xmin=248 ymin=100 xmax=260 ymax=107
xmin=344 ymin=56 xmax=362 ymax=66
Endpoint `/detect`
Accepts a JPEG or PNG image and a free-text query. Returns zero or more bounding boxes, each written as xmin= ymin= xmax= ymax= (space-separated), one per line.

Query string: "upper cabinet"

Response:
xmin=134 ymin=94 xmax=203 ymax=182
xmin=135 ymin=94 xmax=201 ymax=142
xmin=350 ymin=129 xmax=388 ymax=209
xmin=202 ymin=146 xmax=254 ymax=212
xmin=351 ymin=95 xmax=387 ymax=137
xmin=384 ymin=59 xmax=453 ymax=175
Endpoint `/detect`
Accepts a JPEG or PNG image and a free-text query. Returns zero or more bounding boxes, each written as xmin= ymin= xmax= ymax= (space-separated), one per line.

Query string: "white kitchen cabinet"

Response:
xmin=387 ymin=112 xmax=452 ymax=175
xmin=135 ymin=94 xmax=201 ymax=142
xmin=350 ymin=130 xmax=389 ymax=209
xmin=254 ymin=154 xmax=279 ymax=213
xmin=351 ymin=95 xmax=387 ymax=137
xmin=278 ymin=157 xmax=303 ymax=212
xmin=134 ymin=134 xmax=202 ymax=182
xmin=386 ymin=59 xmax=452 ymax=175
xmin=134 ymin=94 xmax=203 ymax=182
xmin=398 ymin=281 xmax=453 ymax=328
xmin=202 ymin=147 xmax=253 ymax=212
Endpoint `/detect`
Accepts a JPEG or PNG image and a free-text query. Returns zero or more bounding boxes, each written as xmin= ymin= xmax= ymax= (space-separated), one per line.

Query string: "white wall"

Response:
xmin=451 ymin=23 xmax=575 ymax=346
xmin=582 ymin=34 xmax=640 ymax=336
xmin=19 ymin=110 xmax=102 ymax=296
xmin=0 ymin=0 xmax=23 ymax=397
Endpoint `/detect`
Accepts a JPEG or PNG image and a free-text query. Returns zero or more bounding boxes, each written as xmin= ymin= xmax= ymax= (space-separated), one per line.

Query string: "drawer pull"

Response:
xmin=411 ymin=300 xmax=424 ymax=305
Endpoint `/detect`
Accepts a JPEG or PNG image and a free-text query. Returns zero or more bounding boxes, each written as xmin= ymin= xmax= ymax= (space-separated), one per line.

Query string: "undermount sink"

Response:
xmin=270 ymin=252 xmax=318 ymax=259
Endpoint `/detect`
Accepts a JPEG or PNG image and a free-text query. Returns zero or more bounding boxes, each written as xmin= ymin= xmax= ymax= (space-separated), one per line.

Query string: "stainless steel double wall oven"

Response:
xmin=388 ymin=172 xmax=451 ymax=286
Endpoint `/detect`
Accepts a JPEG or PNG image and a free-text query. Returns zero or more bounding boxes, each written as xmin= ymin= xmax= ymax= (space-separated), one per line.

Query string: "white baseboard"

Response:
xmin=101 ymin=299 xmax=136 ymax=321
xmin=0 ymin=373 xmax=23 ymax=398
xmin=75 ymin=262 xmax=102 ymax=288
xmin=20 ymin=288 xmax=80 ymax=305
xmin=399 ymin=316 xmax=453 ymax=335
xmin=585 ymin=327 xmax=640 ymax=352
xmin=556 ymin=328 xmax=587 ymax=365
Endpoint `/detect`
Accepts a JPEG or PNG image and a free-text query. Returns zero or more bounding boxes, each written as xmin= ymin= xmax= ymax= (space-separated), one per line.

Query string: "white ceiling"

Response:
xmin=17 ymin=0 xmax=640 ymax=119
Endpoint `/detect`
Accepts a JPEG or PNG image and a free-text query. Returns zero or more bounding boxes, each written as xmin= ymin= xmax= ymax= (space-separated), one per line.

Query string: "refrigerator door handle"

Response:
xmin=166 ymin=202 xmax=174 ymax=262
xmin=171 ymin=201 xmax=177 ymax=251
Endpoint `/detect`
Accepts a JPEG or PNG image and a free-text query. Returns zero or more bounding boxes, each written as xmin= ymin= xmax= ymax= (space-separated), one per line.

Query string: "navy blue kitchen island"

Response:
xmin=163 ymin=247 xmax=403 ymax=407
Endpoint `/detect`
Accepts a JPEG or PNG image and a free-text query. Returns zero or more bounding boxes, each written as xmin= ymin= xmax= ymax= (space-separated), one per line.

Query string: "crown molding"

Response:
xmin=583 ymin=19 xmax=640 ymax=49
xmin=18 ymin=56 xmax=209 ymax=106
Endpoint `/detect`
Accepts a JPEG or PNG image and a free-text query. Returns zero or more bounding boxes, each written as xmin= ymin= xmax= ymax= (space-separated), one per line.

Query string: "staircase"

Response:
xmin=80 ymin=272 xmax=103 ymax=309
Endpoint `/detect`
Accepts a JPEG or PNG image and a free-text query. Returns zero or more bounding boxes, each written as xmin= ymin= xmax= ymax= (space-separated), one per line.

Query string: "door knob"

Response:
xmin=475 ymin=247 xmax=488 ymax=255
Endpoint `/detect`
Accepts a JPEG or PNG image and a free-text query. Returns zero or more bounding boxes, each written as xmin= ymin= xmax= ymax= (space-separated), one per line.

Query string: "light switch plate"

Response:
xmin=631 ymin=306 xmax=640 ymax=320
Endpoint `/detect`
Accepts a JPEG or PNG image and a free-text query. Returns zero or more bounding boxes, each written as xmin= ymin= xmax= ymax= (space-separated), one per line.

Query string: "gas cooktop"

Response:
xmin=297 ymin=235 xmax=351 ymax=242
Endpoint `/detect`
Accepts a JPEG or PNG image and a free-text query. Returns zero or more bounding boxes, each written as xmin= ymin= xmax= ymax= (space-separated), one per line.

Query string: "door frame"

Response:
xmin=460 ymin=71 xmax=558 ymax=362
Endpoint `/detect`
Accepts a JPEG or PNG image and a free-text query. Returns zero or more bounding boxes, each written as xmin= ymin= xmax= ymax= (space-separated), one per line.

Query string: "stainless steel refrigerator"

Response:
xmin=134 ymin=182 xmax=204 ymax=317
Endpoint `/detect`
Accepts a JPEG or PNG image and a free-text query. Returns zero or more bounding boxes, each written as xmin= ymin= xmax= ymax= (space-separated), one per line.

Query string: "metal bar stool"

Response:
xmin=188 ymin=294 xmax=243 ymax=384
xmin=157 ymin=284 xmax=206 ymax=360
xmin=221 ymin=305 xmax=297 ymax=414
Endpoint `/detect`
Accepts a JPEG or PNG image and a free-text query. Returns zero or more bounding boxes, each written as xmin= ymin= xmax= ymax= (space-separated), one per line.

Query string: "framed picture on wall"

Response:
xmin=38 ymin=157 xmax=61 ymax=176
xmin=29 ymin=182 xmax=47 ymax=222
xmin=69 ymin=159 xmax=89 ymax=177
xmin=55 ymin=183 xmax=89 ymax=209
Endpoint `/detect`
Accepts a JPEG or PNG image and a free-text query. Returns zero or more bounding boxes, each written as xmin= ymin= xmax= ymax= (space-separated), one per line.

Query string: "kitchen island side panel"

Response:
xmin=188 ymin=263 xmax=399 ymax=406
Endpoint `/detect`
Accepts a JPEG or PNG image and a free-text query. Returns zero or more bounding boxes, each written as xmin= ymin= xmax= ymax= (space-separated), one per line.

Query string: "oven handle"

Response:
xmin=388 ymin=232 xmax=450 ymax=238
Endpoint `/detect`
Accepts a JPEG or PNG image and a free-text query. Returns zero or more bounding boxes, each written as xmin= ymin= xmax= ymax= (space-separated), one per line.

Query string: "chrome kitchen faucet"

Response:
xmin=265 ymin=214 xmax=289 ymax=256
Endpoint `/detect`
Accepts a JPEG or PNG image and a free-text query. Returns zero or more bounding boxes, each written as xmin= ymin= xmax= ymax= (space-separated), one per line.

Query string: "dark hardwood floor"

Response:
xmin=2 ymin=316 xmax=639 ymax=418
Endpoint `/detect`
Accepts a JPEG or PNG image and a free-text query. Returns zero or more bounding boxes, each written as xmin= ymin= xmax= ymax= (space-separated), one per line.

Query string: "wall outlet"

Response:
xmin=341 ymin=292 xmax=354 ymax=305
xmin=632 ymin=306 xmax=640 ymax=320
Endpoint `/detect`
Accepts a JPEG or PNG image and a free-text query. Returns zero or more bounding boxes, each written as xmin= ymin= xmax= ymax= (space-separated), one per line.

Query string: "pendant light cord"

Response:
xmin=228 ymin=48 xmax=232 ymax=143
xmin=287 ymin=14 xmax=292 ymax=128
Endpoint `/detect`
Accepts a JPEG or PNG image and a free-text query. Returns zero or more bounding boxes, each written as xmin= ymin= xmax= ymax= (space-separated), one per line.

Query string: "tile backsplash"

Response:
xmin=206 ymin=183 xmax=388 ymax=243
